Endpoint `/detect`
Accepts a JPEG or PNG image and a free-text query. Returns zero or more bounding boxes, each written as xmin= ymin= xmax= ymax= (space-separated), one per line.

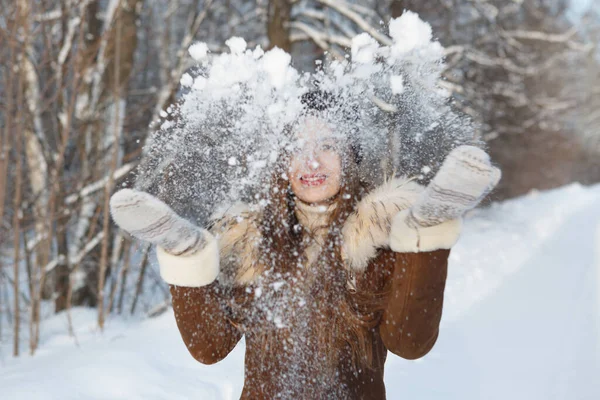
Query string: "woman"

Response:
xmin=110 ymin=92 xmax=500 ymax=399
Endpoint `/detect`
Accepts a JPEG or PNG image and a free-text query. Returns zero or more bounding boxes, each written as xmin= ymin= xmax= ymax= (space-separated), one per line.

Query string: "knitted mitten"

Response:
xmin=110 ymin=189 xmax=208 ymax=256
xmin=408 ymin=145 xmax=501 ymax=228
xmin=390 ymin=146 xmax=500 ymax=253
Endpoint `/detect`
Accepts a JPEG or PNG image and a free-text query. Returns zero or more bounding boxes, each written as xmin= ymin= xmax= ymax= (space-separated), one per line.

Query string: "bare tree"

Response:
xmin=268 ymin=0 xmax=292 ymax=51
xmin=386 ymin=0 xmax=600 ymax=198
xmin=0 ymin=0 xmax=267 ymax=355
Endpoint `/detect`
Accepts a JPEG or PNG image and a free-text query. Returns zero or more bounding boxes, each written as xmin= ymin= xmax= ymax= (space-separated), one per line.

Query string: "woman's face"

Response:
xmin=289 ymin=117 xmax=342 ymax=205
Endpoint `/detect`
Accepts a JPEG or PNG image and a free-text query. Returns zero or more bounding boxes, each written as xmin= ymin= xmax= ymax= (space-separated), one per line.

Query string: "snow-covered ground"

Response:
xmin=1 ymin=183 xmax=599 ymax=400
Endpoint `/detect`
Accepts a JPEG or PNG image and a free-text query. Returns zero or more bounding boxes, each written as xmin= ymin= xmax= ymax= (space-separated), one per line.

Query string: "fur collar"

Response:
xmin=211 ymin=177 xmax=425 ymax=285
xmin=341 ymin=177 xmax=424 ymax=271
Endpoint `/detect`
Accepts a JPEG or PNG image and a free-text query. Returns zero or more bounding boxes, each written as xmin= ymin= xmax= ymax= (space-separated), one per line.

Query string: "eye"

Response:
xmin=321 ymin=143 xmax=335 ymax=151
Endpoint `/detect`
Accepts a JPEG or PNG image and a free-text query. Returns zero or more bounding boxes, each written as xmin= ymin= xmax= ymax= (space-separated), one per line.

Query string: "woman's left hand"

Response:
xmin=410 ymin=145 xmax=501 ymax=227
xmin=389 ymin=145 xmax=500 ymax=253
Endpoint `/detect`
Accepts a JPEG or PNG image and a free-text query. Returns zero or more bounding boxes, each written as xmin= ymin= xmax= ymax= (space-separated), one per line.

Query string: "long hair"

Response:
xmin=248 ymin=134 xmax=385 ymax=375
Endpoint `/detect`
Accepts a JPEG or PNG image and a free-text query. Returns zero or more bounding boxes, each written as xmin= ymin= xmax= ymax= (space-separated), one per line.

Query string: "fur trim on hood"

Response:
xmin=214 ymin=177 xmax=427 ymax=284
xmin=157 ymin=177 xmax=462 ymax=287
xmin=341 ymin=177 xmax=424 ymax=272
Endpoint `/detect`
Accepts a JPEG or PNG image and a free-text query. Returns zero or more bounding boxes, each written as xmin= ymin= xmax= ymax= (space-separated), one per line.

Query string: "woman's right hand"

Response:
xmin=389 ymin=146 xmax=499 ymax=253
xmin=110 ymin=189 xmax=207 ymax=256
xmin=410 ymin=145 xmax=501 ymax=227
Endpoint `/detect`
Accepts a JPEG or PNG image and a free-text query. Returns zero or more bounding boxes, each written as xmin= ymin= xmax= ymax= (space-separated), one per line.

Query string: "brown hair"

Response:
xmin=245 ymin=141 xmax=385 ymax=374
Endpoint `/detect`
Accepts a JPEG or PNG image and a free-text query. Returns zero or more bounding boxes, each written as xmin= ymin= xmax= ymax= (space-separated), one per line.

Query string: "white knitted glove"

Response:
xmin=110 ymin=189 xmax=219 ymax=287
xmin=390 ymin=145 xmax=501 ymax=252
xmin=411 ymin=145 xmax=501 ymax=227
xmin=110 ymin=189 xmax=208 ymax=256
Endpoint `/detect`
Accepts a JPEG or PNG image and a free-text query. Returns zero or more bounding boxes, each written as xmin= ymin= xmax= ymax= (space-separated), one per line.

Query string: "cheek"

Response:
xmin=288 ymin=160 xmax=298 ymax=180
xmin=322 ymin=154 xmax=342 ymax=177
xmin=288 ymin=161 xmax=302 ymax=190
xmin=330 ymin=158 xmax=343 ymax=191
xmin=289 ymin=156 xmax=304 ymax=174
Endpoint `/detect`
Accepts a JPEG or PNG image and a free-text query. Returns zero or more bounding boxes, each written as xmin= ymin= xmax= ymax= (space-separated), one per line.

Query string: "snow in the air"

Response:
xmin=390 ymin=74 xmax=405 ymax=94
xmin=389 ymin=11 xmax=433 ymax=55
xmin=188 ymin=42 xmax=209 ymax=61
xmin=260 ymin=47 xmax=294 ymax=90
xmin=2 ymin=183 xmax=599 ymax=400
xmin=135 ymin=12 xmax=463 ymax=231
xmin=179 ymin=73 xmax=193 ymax=87
xmin=225 ymin=36 xmax=247 ymax=55
xmin=351 ymin=33 xmax=380 ymax=64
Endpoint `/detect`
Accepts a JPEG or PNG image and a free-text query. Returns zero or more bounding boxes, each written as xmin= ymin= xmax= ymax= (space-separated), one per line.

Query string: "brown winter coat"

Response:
xmin=162 ymin=178 xmax=459 ymax=399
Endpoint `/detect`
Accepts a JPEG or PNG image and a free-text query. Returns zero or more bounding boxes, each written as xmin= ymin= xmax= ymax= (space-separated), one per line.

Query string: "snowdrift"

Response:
xmin=1 ymin=182 xmax=599 ymax=400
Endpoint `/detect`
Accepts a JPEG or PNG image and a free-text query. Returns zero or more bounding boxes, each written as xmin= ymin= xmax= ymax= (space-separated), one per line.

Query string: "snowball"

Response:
xmin=389 ymin=11 xmax=433 ymax=56
xmin=390 ymin=74 xmax=405 ymax=94
xmin=180 ymin=73 xmax=193 ymax=87
xmin=160 ymin=120 xmax=173 ymax=130
xmin=351 ymin=33 xmax=379 ymax=64
xmin=192 ymin=76 xmax=206 ymax=91
xmin=225 ymin=37 xmax=247 ymax=55
xmin=189 ymin=42 xmax=209 ymax=61
xmin=252 ymin=45 xmax=264 ymax=59
xmin=262 ymin=48 xmax=292 ymax=89
xmin=159 ymin=110 xmax=167 ymax=118
xmin=228 ymin=157 xmax=238 ymax=166
xmin=273 ymin=316 xmax=284 ymax=328
xmin=267 ymin=102 xmax=284 ymax=118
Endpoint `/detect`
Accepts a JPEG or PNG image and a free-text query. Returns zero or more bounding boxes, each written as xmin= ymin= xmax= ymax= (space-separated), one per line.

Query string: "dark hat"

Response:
xmin=299 ymin=90 xmax=362 ymax=164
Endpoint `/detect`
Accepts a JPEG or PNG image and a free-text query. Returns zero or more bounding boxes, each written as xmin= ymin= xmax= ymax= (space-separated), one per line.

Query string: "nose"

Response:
xmin=304 ymin=151 xmax=320 ymax=170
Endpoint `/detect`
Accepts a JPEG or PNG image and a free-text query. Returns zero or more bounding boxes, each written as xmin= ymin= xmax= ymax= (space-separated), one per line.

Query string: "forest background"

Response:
xmin=0 ymin=0 xmax=599 ymax=358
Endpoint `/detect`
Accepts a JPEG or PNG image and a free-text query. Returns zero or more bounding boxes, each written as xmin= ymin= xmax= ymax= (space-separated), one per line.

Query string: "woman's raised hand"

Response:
xmin=390 ymin=146 xmax=500 ymax=253
xmin=410 ymin=145 xmax=501 ymax=227
xmin=110 ymin=189 xmax=207 ymax=256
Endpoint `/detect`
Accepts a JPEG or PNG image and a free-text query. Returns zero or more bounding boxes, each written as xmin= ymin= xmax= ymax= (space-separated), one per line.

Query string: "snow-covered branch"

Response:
xmin=65 ymin=162 xmax=136 ymax=205
xmin=152 ymin=0 xmax=215 ymax=129
xmin=501 ymin=28 xmax=591 ymax=51
xmin=315 ymin=0 xmax=392 ymax=46
xmin=45 ymin=232 xmax=104 ymax=274
xmin=288 ymin=20 xmax=348 ymax=58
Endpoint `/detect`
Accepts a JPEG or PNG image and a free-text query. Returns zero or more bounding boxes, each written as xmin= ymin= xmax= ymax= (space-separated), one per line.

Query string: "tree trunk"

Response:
xmin=12 ymin=109 xmax=23 ymax=358
xmin=69 ymin=0 xmax=140 ymax=311
xmin=267 ymin=0 xmax=292 ymax=52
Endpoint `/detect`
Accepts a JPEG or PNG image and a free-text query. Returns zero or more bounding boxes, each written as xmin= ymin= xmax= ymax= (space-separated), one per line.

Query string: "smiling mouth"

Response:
xmin=300 ymin=174 xmax=327 ymax=187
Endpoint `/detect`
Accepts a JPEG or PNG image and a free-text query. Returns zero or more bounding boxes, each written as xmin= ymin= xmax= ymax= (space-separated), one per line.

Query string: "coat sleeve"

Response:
xmin=379 ymin=249 xmax=449 ymax=360
xmin=170 ymin=283 xmax=243 ymax=365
